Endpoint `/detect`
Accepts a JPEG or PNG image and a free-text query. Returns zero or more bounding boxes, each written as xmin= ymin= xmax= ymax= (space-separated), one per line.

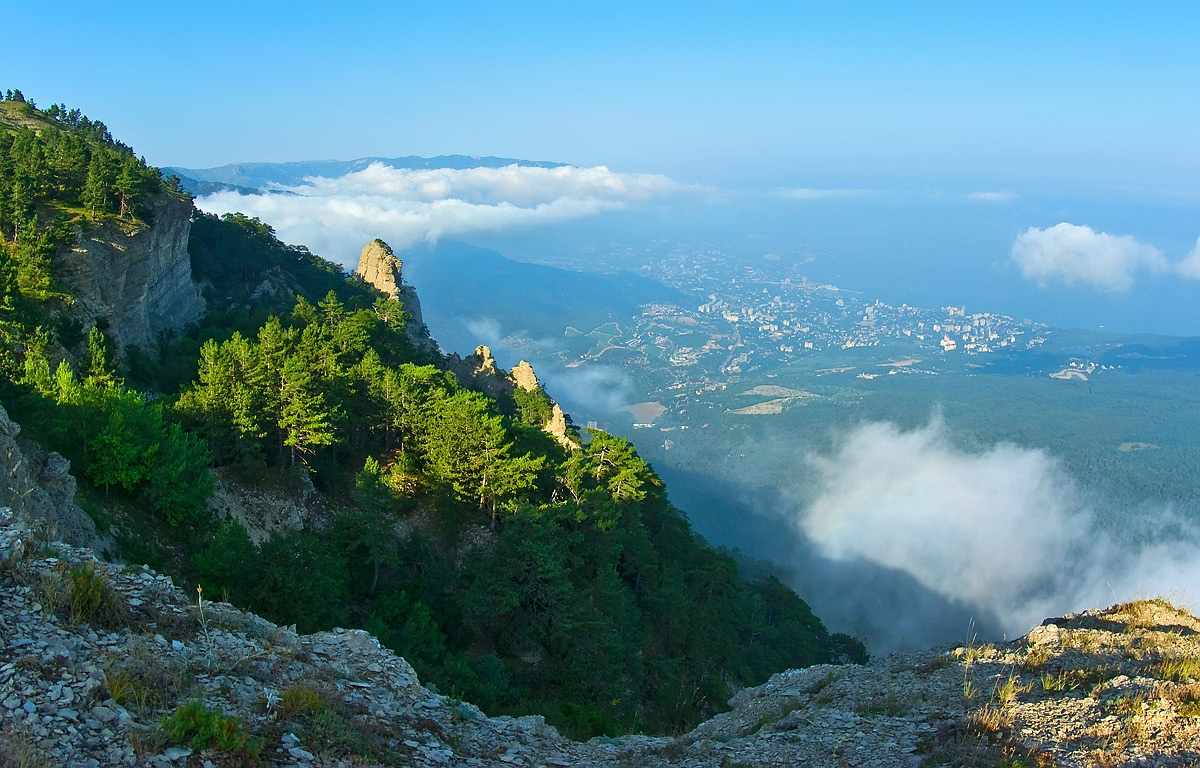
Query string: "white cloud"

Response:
xmin=776 ymin=187 xmax=875 ymax=200
xmin=967 ymin=190 xmax=1017 ymax=202
xmin=1010 ymin=222 xmax=1169 ymax=292
xmin=195 ymin=163 xmax=681 ymax=266
xmin=795 ymin=417 xmax=1200 ymax=641
xmin=541 ymin=365 xmax=634 ymax=416
xmin=1178 ymin=236 xmax=1200 ymax=280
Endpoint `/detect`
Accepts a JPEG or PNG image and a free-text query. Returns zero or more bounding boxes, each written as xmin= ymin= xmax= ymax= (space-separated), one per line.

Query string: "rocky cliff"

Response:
xmin=56 ymin=192 xmax=204 ymax=349
xmin=354 ymin=239 xmax=436 ymax=353
xmin=447 ymin=345 xmax=513 ymax=400
xmin=0 ymin=403 xmax=101 ymax=553
xmin=511 ymin=360 xmax=576 ymax=450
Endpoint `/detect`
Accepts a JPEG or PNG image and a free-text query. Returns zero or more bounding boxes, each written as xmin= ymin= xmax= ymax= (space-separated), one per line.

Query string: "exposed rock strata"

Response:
xmin=56 ymin=193 xmax=204 ymax=348
xmin=545 ymin=403 xmax=574 ymax=450
xmin=0 ymin=402 xmax=101 ymax=552
xmin=448 ymin=354 xmax=577 ymax=449
xmin=511 ymin=360 xmax=539 ymax=392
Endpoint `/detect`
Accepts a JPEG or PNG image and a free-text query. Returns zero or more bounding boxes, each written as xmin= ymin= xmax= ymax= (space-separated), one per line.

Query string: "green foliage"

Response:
xmin=6 ymin=353 xmax=213 ymax=525
xmin=0 ymin=99 xmax=858 ymax=740
xmin=65 ymin=562 xmax=120 ymax=626
xmin=197 ymin=525 xmax=348 ymax=634
xmin=162 ymin=701 xmax=260 ymax=758
xmin=513 ymin=384 xmax=554 ymax=426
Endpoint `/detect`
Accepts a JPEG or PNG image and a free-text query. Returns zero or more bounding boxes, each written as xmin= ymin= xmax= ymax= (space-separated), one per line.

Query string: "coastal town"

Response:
xmin=551 ymin=246 xmax=1049 ymax=378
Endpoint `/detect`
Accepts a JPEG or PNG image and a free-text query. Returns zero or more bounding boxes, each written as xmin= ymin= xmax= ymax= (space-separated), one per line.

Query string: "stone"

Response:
xmin=511 ymin=360 xmax=540 ymax=392
xmin=57 ymin=192 xmax=204 ymax=349
xmin=354 ymin=239 xmax=434 ymax=352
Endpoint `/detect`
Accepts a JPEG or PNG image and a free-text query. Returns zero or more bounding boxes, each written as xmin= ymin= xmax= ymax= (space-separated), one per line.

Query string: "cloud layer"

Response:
xmin=776 ymin=187 xmax=875 ymax=200
xmin=1009 ymin=222 xmax=1169 ymax=291
xmin=1178 ymin=236 xmax=1200 ymax=281
xmin=794 ymin=417 xmax=1200 ymax=643
xmin=967 ymin=190 xmax=1017 ymax=202
xmin=195 ymin=163 xmax=680 ymax=266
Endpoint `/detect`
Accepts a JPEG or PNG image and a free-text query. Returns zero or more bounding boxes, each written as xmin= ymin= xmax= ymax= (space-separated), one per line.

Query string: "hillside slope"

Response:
xmin=4 ymin=510 xmax=1199 ymax=767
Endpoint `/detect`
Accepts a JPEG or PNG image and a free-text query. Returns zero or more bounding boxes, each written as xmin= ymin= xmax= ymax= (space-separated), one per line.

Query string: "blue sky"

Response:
xmin=8 ymin=1 xmax=1200 ymax=333
xmin=6 ymin=1 xmax=1200 ymax=188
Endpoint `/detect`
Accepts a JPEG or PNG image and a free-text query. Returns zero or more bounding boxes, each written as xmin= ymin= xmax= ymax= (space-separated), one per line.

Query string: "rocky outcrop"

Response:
xmin=448 ymin=345 xmax=515 ymax=401
xmin=4 ymin=512 xmax=1198 ymax=768
xmin=205 ymin=469 xmax=324 ymax=545
xmin=56 ymin=192 xmax=205 ymax=348
xmin=448 ymin=353 xmax=577 ymax=449
xmin=511 ymin=360 xmax=540 ymax=392
xmin=545 ymin=403 xmax=574 ymax=450
xmin=355 ymin=239 xmax=436 ymax=353
xmin=0 ymin=402 xmax=102 ymax=552
xmin=512 ymin=360 xmax=577 ymax=450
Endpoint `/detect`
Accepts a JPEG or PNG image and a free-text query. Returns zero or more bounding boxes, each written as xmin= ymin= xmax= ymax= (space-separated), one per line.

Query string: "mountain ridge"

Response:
xmin=165 ymin=155 xmax=569 ymax=193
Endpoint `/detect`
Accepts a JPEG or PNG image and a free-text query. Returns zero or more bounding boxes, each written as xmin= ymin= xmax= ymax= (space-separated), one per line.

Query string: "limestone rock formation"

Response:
xmin=447 ymin=354 xmax=578 ymax=449
xmin=355 ymin=238 xmax=405 ymax=297
xmin=512 ymin=360 xmax=577 ymax=449
xmin=448 ymin=345 xmax=515 ymax=400
xmin=0 ymin=402 xmax=102 ymax=551
xmin=56 ymin=192 xmax=205 ymax=348
xmin=511 ymin=360 xmax=540 ymax=392
xmin=355 ymin=239 xmax=436 ymax=353
xmin=545 ymin=403 xmax=575 ymax=450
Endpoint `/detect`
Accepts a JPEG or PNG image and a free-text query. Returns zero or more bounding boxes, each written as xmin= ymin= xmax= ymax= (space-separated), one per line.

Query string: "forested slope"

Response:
xmin=0 ymin=90 xmax=864 ymax=738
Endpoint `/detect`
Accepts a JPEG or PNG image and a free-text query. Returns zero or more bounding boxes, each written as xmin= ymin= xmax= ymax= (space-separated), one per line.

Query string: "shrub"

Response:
xmin=64 ymin=562 xmax=123 ymax=626
xmin=278 ymin=683 xmax=328 ymax=719
xmin=162 ymin=701 xmax=260 ymax=758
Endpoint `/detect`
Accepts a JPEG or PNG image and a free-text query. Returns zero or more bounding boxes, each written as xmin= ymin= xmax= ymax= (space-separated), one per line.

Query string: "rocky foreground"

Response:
xmin=3 ymin=511 xmax=1200 ymax=768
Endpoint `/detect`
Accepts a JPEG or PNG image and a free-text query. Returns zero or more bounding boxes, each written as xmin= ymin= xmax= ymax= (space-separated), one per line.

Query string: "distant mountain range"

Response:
xmin=165 ymin=155 xmax=567 ymax=195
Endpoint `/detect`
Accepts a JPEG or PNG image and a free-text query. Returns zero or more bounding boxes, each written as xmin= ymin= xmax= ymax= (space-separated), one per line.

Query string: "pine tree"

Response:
xmin=84 ymin=326 xmax=115 ymax=387
xmin=81 ymin=155 xmax=108 ymax=219
xmin=115 ymin=160 xmax=140 ymax=218
xmin=278 ymin=354 xmax=335 ymax=467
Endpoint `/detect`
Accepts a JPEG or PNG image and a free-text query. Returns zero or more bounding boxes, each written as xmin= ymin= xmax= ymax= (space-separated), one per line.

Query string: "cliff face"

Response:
xmin=56 ymin=193 xmax=205 ymax=348
xmin=355 ymin=239 xmax=436 ymax=353
xmin=0 ymin=403 xmax=101 ymax=552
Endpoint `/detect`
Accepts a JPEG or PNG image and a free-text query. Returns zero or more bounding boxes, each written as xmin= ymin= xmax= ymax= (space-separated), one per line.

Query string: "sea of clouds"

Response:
xmin=195 ymin=163 xmax=680 ymax=267
xmin=786 ymin=416 xmax=1200 ymax=649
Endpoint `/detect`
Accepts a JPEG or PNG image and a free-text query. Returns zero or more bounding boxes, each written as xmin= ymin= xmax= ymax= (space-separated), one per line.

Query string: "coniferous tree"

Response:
xmin=278 ymin=354 xmax=335 ymax=467
xmin=81 ymin=155 xmax=108 ymax=218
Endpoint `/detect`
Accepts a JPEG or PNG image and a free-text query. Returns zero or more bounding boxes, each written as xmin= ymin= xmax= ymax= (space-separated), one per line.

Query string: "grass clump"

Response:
xmin=162 ymin=701 xmax=261 ymax=759
xmin=1164 ymin=683 xmax=1200 ymax=717
xmin=855 ymin=692 xmax=906 ymax=717
xmin=1020 ymin=645 xmax=1051 ymax=671
xmin=1149 ymin=656 xmax=1200 ymax=682
xmin=966 ymin=703 xmax=1014 ymax=736
xmin=103 ymin=638 xmax=188 ymax=714
xmin=278 ymin=682 xmax=329 ymax=719
xmin=274 ymin=683 xmax=396 ymax=761
xmin=66 ymin=562 xmax=119 ymax=625
xmin=33 ymin=561 xmax=124 ymax=628
xmin=1040 ymin=665 xmax=1119 ymax=694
